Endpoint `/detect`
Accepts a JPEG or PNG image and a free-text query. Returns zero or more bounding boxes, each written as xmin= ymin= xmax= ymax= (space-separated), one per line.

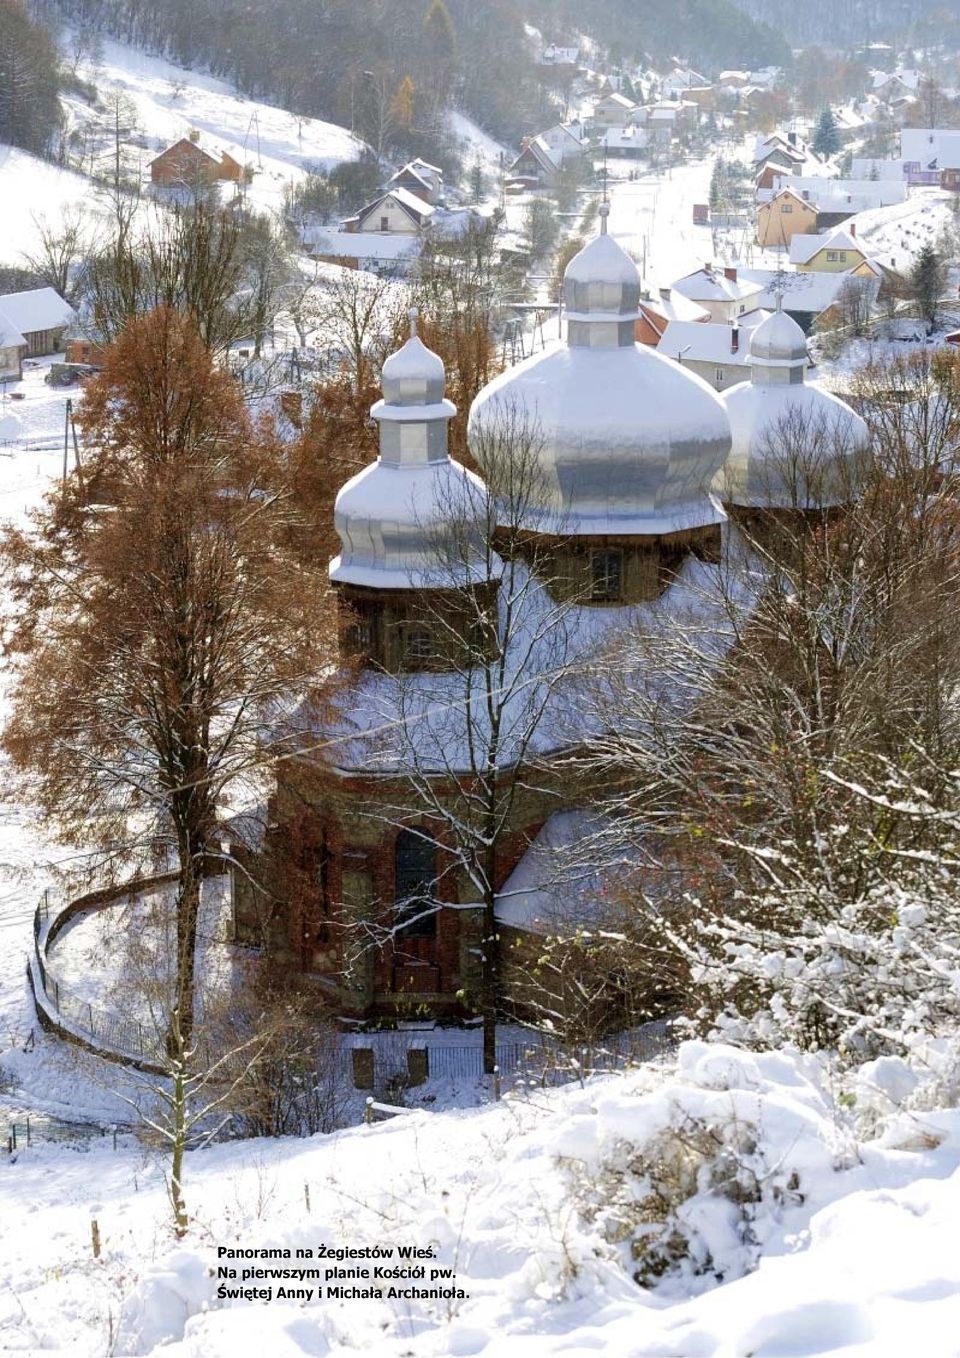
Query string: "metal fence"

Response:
xmin=362 ymin=1023 xmax=671 ymax=1088
xmin=31 ymin=879 xmax=173 ymax=1068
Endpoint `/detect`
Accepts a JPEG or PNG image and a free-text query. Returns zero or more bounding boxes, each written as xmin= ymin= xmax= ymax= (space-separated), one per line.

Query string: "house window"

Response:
xmin=715 ymin=367 xmax=725 ymax=384
xmin=837 ymin=251 xmax=847 ymax=262
xmin=826 ymin=251 xmax=838 ymax=261
xmin=401 ymin=624 xmax=433 ymax=667
xmin=380 ymin=215 xmax=389 ymax=231
xmin=394 ymin=830 xmax=437 ymax=938
xmin=590 ymin=549 xmax=623 ymax=602
xmin=781 ymin=203 xmax=793 ymax=213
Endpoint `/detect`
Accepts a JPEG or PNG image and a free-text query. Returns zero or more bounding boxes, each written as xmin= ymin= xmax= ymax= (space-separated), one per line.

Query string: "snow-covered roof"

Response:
xmin=901 ymin=129 xmax=960 ymax=171
xmin=657 ymin=320 xmax=761 ymax=368
xmin=736 ymin=267 xmax=878 ymax=316
xmin=771 ymin=176 xmax=908 ymax=212
xmin=494 ymin=810 xmax=613 ymax=932
xmin=850 ymin=157 xmax=908 ymax=181
xmin=672 ymin=267 xmax=764 ymax=305
xmin=0 ymin=287 xmax=75 ymax=336
xmin=0 ymin=309 xmax=27 ymax=350
xmin=600 ymin=127 xmax=647 ymax=151
xmin=788 ymin=228 xmax=863 ymax=265
xmin=314 ymin=232 xmax=421 ymax=263
xmin=513 ymin=136 xmax=560 ymax=175
xmin=873 ymin=68 xmax=920 ymax=93
xmin=595 ymin=92 xmax=636 ymax=110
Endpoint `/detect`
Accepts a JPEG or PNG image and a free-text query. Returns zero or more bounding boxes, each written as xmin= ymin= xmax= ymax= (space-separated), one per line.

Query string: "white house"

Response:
xmin=656 ymin=310 xmax=772 ymax=392
xmin=387 ymin=159 xmax=444 ymax=205
xmin=346 ymin=187 xmax=436 ymax=235
xmin=592 ymin=93 xmax=636 ymax=128
xmin=671 ymin=266 xmax=765 ymax=324
xmin=764 ymin=174 xmax=908 ymax=214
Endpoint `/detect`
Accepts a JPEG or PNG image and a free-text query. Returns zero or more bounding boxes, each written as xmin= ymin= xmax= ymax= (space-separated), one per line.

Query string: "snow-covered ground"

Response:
xmin=0 ymin=144 xmax=111 ymax=263
xmin=67 ymin=37 xmax=364 ymax=216
xmin=3 ymin=1042 xmax=960 ymax=1357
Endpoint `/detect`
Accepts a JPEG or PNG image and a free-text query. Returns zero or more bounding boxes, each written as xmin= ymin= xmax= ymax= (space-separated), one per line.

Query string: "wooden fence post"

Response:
xmin=493 ymin=1065 xmax=501 ymax=1102
xmin=364 ymin=1097 xmax=374 ymax=1125
xmin=91 ymin=1219 xmax=101 ymax=1259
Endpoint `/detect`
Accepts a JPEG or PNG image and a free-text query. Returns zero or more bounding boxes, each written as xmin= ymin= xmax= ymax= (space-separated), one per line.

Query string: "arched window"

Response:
xmin=394 ymin=830 xmax=438 ymax=938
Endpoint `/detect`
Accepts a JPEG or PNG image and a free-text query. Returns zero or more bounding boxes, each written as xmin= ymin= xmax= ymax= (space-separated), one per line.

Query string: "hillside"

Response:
xmin=3 ymin=1043 xmax=960 ymax=1356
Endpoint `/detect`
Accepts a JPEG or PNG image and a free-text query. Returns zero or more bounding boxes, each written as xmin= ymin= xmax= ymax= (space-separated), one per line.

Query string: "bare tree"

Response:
xmin=307 ymin=266 xmax=407 ymax=389
xmin=20 ymin=209 xmax=90 ymax=305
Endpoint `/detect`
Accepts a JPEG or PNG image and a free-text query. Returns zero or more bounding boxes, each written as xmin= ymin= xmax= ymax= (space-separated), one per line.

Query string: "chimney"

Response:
xmin=659 ymin=286 xmax=671 ymax=301
xmin=788 ymin=130 xmax=797 ymax=145
xmin=849 ymin=221 xmax=856 ymax=237
xmin=731 ymin=325 xmax=740 ymax=354
xmin=724 ymin=266 xmax=738 ymax=282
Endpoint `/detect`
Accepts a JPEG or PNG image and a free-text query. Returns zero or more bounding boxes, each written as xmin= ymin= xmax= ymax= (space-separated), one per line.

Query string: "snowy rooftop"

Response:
xmin=673 ymin=267 xmax=765 ymax=304
xmin=658 ymin=317 xmax=773 ymax=367
xmin=0 ymin=287 xmax=75 ymax=335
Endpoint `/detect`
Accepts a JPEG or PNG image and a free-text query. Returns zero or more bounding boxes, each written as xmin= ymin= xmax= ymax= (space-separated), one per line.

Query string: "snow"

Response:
xmin=68 ymin=36 xmax=364 ymax=216
xmin=0 ymin=144 xmax=109 ymax=263
xmin=0 ymin=286 xmax=75 ymax=334
xmin=3 ymin=1042 xmax=960 ymax=1356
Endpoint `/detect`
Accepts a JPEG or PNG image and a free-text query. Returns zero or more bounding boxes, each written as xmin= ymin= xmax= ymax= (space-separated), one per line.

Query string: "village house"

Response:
xmin=788 ymin=223 xmax=881 ymax=276
xmin=0 ymin=288 xmax=76 ymax=374
xmin=311 ymin=230 xmax=421 ymax=275
xmin=148 ymin=136 xmax=243 ymax=188
xmin=757 ymin=177 xmax=908 ymax=246
xmin=656 ymin=312 xmax=770 ymax=392
xmin=735 ymin=267 xmax=880 ymax=334
xmin=900 ymin=129 xmax=960 ymax=190
xmin=386 ymin=158 xmax=444 ymax=205
xmin=344 ymin=187 xmax=435 ymax=235
xmin=591 ymin=92 xmax=637 ymax=129
xmin=671 ymin=265 xmax=765 ymax=324
xmin=756 ymin=187 xmax=819 ymax=248
xmin=600 ymin=125 xmax=648 ymax=159
xmin=509 ymin=136 xmax=563 ymax=187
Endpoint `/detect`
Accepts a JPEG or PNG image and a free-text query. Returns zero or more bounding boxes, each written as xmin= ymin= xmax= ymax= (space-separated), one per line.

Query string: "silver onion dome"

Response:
xmin=330 ymin=311 xmax=492 ymax=588
xmin=467 ymin=206 xmax=731 ymax=537
xmin=716 ymin=305 xmax=869 ymax=509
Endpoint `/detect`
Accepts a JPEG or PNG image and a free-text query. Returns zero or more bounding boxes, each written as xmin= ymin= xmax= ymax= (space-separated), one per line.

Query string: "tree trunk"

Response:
xmin=169 ymin=1011 xmax=189 ymax=1238
xmin=170 ymin=826 xmax=204 ymax=1056
xmin=481 ymin=837 xmax=498 ymax=1075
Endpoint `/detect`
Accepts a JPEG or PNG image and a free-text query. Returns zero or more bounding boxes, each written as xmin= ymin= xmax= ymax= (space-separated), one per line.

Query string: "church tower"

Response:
xmin=330 ymin=311 xmax=497 ymax=670
xmin=468 ymin=205 xmax=732 ymax=603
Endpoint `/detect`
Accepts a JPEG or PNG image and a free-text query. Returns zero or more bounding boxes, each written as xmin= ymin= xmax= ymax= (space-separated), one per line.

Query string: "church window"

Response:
xmin=402 ymin=624 xmax=433 ymax=666
xmin=394 ymin=830 xmax=438 ymax=938
xmin=590 ymin=549 xmax=623 ymax=602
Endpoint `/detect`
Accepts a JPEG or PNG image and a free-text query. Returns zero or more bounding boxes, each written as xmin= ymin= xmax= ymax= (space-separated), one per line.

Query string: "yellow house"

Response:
xmin=788 ymin=225 xmax=877 ymax=274
xmin=756 ymin=187 xmax=818 ymax=248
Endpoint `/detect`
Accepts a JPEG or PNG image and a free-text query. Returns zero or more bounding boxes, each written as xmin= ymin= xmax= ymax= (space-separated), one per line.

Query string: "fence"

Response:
xmin=353 ymin=1022 xmax=672 ymax=1092
xmin=4 ymin=1112 xmax=133 ymax=1154
xmin=30 ymin=873 xmax=179 ymax=1071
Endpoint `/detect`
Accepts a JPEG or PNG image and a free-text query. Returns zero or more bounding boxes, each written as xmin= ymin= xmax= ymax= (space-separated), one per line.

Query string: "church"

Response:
xmin=233 ymin=207 xmax=867 ymax=1023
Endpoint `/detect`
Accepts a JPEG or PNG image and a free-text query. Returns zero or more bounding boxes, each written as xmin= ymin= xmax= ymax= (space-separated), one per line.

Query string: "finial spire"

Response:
xmin=408 ymin=306 xmax=419 ymax=338
xmin=599 ymin=201 xmax=609 ymax=235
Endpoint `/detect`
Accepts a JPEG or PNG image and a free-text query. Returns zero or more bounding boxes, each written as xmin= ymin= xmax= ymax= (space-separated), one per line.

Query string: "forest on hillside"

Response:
xmin=527 ymin=0 xmax=788 ymax=72
xmin=27 ymin=0 xmax=787 ymax=164
xmin=725 ymin=0 xmax=960 ymax=50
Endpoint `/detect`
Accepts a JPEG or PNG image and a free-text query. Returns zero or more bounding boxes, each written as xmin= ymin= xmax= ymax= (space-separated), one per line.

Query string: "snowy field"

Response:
xmin=3 ymin=1042 xmax=960 ymax=1356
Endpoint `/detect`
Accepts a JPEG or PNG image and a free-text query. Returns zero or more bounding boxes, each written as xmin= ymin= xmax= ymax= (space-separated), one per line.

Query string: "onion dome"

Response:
xmin=329 ymin=311 xmax=492 ymax=588
xmin=467 ymin=205 xmax=731 ymax=537
xmin=716 ymin=306 xmax=869 ymax=509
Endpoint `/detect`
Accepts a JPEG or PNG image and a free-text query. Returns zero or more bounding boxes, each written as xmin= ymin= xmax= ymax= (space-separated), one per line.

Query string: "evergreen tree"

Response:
xmin=0 ymin=0 xmax=61 ymax=156
xmin=813 ymin=107 xmax=841 ymax=158
xmin=910 ymin=243 xmax=948 ymax=335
